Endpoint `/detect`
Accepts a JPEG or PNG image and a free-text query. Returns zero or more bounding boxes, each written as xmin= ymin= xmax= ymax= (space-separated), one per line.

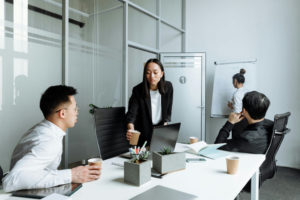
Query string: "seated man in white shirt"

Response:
xmin=3 ymin=85 xmax=101 ymax=192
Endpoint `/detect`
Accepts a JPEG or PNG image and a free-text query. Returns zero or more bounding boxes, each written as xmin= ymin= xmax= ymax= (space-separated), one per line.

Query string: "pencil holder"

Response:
xmin=152 ymin=151 xmax=186 ymax=174
xmin=124 ymin=160 xmax=151 ymax=186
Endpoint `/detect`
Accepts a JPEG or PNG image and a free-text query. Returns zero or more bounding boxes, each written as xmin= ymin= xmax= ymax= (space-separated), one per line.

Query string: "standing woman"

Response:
xmin=228 ymin=68 xmax=248 ymax=113
xmin=126 ymin=58 xmax=173 ymax=147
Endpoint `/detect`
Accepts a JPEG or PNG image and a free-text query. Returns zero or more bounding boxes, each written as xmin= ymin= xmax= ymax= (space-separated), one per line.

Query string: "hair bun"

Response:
xmin=240 ymin=68 xmax=246 ymax=75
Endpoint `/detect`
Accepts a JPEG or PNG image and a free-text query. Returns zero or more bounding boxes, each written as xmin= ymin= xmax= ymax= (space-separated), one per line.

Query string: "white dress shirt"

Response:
xmin=150 ymin=89 xmax=162 ymax=125
xmin=3 ymin=120 xmax=72 ymax=192
xmin=232 ymin=87 xmax=249 ymax=113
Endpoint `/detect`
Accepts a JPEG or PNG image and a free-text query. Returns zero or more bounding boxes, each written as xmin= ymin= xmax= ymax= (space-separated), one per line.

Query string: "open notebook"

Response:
xmin=185 ymin=141 xmax=230 ymax=159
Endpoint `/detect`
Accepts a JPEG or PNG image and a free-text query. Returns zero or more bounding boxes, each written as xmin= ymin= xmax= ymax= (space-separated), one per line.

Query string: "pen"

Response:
xmin=141 ymin=141 xmax=147 ymax=151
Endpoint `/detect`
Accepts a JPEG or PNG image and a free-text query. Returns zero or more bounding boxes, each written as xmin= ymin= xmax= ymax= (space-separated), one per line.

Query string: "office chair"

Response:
xmin=259 ymin=112 xmax=291 ymax=185
xmin=243 ymin=112 xmax=291 ymax=192
xmin=92 ymin=106 xmax=129 ymax=160
xmin=0 ymin=165 xmax=3 ymax=185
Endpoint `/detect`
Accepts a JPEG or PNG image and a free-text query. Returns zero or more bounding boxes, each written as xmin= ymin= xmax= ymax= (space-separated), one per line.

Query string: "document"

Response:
xmin=185 ymin=141 xmax=230 ymax=159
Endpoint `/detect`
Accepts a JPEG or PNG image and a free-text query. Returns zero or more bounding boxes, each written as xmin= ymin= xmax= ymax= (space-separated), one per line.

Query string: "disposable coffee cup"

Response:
xmin=226 ymin=156 xmax=239 ymax=175
xmin=189 ymin=136 xmax=198 ymax=144
xmin=128 ymin=130 xmax=140 ymax=146
xmin=88 ymin=158 xmax=102 ymax=168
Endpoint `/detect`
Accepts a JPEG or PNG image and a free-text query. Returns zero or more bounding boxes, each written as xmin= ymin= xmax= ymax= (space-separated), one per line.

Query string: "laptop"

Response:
xmin=130 ymin=185 xmax=197 ymax=200
xmin=149 ymin=123 xmax=181 ymax=153
xmin=12 ymin=183 xmax=82 ymax=199
xmin=119 ymin=123 xmax=181 ymax=159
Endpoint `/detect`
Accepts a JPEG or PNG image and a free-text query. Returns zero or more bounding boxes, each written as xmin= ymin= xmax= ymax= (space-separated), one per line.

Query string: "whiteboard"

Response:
xmin=211 ymin=63 xmax=257 ymax=117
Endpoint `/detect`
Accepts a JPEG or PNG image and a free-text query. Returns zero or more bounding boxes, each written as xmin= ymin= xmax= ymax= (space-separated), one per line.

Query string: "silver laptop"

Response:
xmin=149 ymin=123 xmax=181 ymax=152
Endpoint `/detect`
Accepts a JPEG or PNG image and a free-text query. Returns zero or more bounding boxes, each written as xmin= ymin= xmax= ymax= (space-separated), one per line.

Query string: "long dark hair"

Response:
xmin=142 ymin=58 xmax=166 ymax=98
xmin=233 ymin=68 xmax=246 ymax=84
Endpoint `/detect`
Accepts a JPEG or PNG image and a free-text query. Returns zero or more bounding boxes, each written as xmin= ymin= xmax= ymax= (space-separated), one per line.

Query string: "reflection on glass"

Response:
xmin=0 ymin=56 xmax=2 ymax=110
xmin=13 ymin=58 xmax=28 ymax=105
xmin=14 ymin=0 xmax=28 ymax=53
xmin=0 ymin=0 xmax=4 ymax=49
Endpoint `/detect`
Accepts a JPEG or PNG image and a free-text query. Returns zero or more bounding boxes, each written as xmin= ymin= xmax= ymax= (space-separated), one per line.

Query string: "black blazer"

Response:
xmin=126 ymin=81 xmax=173 ymax=146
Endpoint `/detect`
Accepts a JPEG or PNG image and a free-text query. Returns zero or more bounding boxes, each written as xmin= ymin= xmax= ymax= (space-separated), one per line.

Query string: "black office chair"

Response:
xmin=259 ymin=112 xmax=291 ymax=185
xmin=0 ymin=165 xmax=3 ymax=185
xmin=243 ymin=112 xmax=291 ymax=192
xmin=92 ymin=106 xmax=129 ymax=160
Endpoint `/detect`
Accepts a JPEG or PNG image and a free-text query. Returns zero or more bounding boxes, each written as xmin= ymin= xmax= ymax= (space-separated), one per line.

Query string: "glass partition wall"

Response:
xmin=0 ymin=0 xmax=185 ymax=171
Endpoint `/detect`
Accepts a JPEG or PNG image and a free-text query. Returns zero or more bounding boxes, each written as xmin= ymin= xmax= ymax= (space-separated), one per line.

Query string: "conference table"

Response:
xmin=0 ymin=143 xmax=265 ymax=200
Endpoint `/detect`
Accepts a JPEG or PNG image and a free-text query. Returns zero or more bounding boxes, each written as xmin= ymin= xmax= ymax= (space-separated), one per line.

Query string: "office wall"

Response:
xmin=0 ymin=1 xmax=63 ymax=172
xmin=186 ymin=0 xmax=300 ymax=169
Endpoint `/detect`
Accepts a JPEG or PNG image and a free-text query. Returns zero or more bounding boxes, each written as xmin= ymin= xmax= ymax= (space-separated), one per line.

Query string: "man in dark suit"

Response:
xmin=215 ymin=91 xmax=273 ymax=154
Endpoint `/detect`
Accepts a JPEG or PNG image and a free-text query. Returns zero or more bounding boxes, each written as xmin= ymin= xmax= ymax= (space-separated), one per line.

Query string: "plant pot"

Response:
xmin=152 ymin=152 xmax=186 ymax=174
xmin=124 ymin=160 xmax=151 ymax=186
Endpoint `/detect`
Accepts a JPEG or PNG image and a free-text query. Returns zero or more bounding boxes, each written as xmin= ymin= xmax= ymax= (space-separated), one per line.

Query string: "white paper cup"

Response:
xmin=226 ymin=156 xmax=239 ymax=174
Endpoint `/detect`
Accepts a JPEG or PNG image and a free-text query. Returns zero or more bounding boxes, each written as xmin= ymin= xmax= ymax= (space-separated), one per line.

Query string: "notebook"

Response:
xmin=185 ymin=141 xmax=229 ymax=159
xmin=130 ymin=185 xmax=197 ymax=200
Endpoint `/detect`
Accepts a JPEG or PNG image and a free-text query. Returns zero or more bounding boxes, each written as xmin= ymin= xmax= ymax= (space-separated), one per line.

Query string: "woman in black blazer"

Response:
xmin=126 ymin=58 xmax=173 ymax=147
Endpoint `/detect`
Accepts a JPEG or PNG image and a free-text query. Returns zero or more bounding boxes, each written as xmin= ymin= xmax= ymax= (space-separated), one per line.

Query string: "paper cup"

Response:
xmin=189 ymin=136 xmax=198 ymax=144
xmin=129 ymin=130 xmax=140 ymax=146
xmin=88 ymin=158 xmax=102 ymax=167
xmin=226 ymin=156 xmax=239 ymax=174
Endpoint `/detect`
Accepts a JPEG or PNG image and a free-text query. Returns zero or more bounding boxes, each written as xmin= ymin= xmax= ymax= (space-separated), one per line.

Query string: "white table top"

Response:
xmin=0 ymin=143 xmax=265 ymax=200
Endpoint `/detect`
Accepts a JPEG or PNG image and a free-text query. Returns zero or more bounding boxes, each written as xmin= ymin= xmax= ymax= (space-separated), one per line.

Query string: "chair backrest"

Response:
xmin=0 ymin=165 xmax=3 ymax=185
xmin=93 ymin=107 xmax=129 ymax=160
xmin=259 ymin=112 xmax=291 ymax=184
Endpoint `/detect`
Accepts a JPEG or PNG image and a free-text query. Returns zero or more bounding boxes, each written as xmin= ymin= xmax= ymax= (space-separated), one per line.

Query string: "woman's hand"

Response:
xmin=227 ymin=101 xmax=233 ymax=109
xmin=126 ymin=123 xmax=134 ymax=141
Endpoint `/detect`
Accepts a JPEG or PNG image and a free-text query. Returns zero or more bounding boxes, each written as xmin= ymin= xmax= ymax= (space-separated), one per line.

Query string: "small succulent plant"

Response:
xmin=131 ymin=150 xmax=149 ymax=164
xmin=160 ymin=146 xmax=173 ymax=155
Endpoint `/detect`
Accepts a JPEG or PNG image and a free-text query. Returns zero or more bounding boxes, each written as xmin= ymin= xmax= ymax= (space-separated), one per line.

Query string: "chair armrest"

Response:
xmin=275 ymin=128 xmax=290 ymax=135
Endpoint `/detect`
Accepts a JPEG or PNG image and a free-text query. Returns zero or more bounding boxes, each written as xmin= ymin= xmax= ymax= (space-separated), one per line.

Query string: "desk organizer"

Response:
xmin=124 ymin=160 xmax=151 ymax=186
xmin=152 ymin=152 xmax=186 ymax=174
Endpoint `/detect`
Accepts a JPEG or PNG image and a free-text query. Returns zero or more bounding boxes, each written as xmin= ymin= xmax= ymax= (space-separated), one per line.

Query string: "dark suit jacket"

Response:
xmin=215 ymin=118 xmax=274 ymax=154
xmin=126 ymin=81 xmax=173 ymax=146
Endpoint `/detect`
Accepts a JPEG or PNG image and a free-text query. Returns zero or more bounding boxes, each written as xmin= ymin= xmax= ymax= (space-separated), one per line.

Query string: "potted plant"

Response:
xmin=152 ymin=146 xmax=186 ymax=174
xmin=124 ymin=148 xmax=151 ymax=186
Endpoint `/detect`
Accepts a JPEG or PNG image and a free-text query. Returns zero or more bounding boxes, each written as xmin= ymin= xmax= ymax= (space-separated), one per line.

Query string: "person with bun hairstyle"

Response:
xmin=126 ymin=58 xmax=173 ymax=147
xmin=227 ymin=68 xmax=249 ymax=113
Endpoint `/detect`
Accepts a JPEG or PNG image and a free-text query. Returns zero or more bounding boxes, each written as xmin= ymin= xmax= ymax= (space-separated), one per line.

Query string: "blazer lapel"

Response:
xmin=161 ymin=93 xmax=166 ymax=121
xmin=145 ymin=97 xmax=152 ymax=121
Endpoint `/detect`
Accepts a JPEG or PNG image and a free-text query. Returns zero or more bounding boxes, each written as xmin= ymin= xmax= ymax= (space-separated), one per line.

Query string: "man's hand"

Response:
xmin=71 ymin=165 xmax=101 ymax=183
xmin=228 ymin=112 xmax=244 ymax=124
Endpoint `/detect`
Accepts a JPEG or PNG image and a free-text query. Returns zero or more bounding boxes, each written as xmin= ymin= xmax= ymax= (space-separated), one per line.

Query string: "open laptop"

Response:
xmin=149 ymin=123 xmax=181 ymax=153
xmin=119 ymin=123 xmax=181 ymax=159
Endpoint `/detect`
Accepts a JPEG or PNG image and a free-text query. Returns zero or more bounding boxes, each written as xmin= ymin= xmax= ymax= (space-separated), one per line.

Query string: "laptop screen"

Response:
xmin=150 ymin=123 xmax=181 ymax=152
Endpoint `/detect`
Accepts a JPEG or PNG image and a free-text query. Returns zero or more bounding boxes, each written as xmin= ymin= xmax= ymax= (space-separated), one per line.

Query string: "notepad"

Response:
xmin=185 ymin=141 xmax=229 ymax=159
xmin=130 ymin=185 xmax=197 ymax=200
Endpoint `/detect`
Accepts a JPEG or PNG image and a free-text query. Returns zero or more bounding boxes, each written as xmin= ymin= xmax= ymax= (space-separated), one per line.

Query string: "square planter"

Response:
xmin=152 ymin=152 xmax=186 ymax=174
xmin=124 ymin=160 xmax=151 ymax=186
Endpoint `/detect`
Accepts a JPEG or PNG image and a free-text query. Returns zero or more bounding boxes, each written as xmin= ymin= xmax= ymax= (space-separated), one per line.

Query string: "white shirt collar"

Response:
xmin=43 ymin=119 xmax=66 ymax=138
